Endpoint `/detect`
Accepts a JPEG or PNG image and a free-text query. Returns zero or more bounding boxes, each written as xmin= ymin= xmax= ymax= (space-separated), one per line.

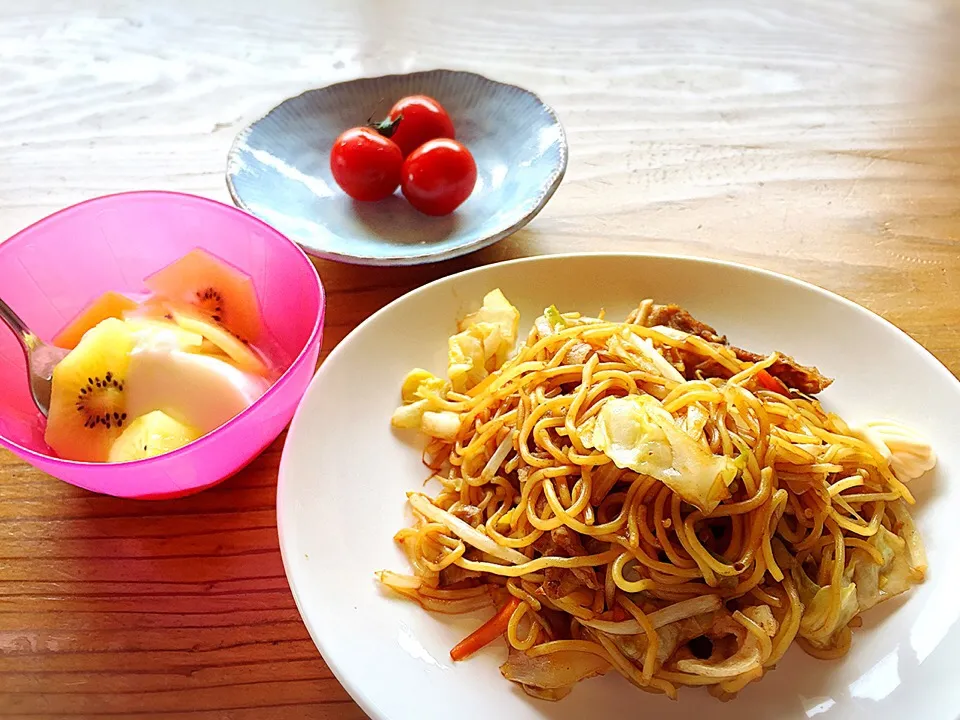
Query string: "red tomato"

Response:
xmin=380 ymin=95 xmax=455 ymax=157
xmin=329 ymin=127 xmax=403 ymax=201
xmin=401 ymin=139 xmax=477 ymax=216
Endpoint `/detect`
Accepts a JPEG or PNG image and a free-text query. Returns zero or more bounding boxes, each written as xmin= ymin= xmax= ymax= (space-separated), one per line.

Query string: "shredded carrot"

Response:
xmin=450 ymin=597 xmax=522 ymax=661
xmin=611 ymin=605 xmax=629 ymax=622
xmin=757 ymin=369 xmax=787 ymax=395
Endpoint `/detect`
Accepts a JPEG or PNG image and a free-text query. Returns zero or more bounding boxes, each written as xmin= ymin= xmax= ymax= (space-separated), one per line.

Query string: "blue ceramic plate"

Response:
xmin=226 ymin=70 xmax=567 ymax=266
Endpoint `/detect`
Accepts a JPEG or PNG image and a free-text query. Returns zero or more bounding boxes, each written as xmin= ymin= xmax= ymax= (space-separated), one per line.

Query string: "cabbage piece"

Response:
xmin=415 ymin=371 xmax=449 ymax=403
xmin=533 ymin=305 xmax=574 ymax=341
xmin=581 ymin=395 xmax=737 ymax=513
xmin=392 ymin=369 xmax=461 ymax=439
xmin=846 ymin=503 xmax=924 ymax=613
xmin=448 ymin=329 xmax=489 ymax=392
xmin=459 ymin=288 xmax=520 ymax=341
xmin=789 ymin=559 xmax=859 ymax=649
xmin=400 ymin=368 xmax=436 ymax=403
xmin=447 ymin=290 xmax=520 ymax=391
xmin=800 ymin=583 xmax=859 ymax=649
xmin=680 ymin=403 xmax=710 ymax=443
xmin=543 ymin=305 xmax=568 ymax=333
xmin=772 ymin=540 xmax=861 ymax=650
xmin=422 ymin=410 xmax=461 ymax=441
xmin=391 ymin=400 xmax=428 ymax=429
xmin=396 ymin=368 xmax=449 ymax=407
xmin=889 ymin=500 xmax=927 ymax=577
xmin=853 ymin=526 xmax=917 ymax=611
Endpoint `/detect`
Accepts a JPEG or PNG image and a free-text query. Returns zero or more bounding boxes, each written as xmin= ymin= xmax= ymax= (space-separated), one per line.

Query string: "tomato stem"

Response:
xmin=370 ymin=113 xmax=402 ymax=138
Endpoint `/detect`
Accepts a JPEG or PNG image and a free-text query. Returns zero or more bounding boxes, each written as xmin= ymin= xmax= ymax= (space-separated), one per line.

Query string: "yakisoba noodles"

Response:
xmin=378 ymin=290 xmax=935 ymax=701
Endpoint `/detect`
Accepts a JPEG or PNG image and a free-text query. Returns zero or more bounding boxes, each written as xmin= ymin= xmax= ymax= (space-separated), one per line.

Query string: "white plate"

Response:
xmin=278 ymin=254 xmax=960 ymax=720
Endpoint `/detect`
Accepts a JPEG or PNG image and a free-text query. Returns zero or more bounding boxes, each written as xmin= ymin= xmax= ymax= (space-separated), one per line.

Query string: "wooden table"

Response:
xmin=1 ymin=0 xmax=958 ymax=717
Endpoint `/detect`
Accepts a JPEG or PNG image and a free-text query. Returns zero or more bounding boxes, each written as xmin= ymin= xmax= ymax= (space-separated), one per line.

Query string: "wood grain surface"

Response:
xmin=1 ymin=0 xmax=959 ymax=717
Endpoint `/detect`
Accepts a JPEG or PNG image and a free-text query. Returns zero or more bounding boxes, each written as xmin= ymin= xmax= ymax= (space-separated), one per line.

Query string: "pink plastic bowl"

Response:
xmin=0 ymin=191 xmax=325 ymax=499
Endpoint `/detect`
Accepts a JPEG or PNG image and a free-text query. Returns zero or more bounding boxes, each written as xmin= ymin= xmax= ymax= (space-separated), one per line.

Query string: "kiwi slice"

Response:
xmin=44 ymin=318 xmax=135 ymax=462
xmin=108 ymin=410 xmax=201 ymax=462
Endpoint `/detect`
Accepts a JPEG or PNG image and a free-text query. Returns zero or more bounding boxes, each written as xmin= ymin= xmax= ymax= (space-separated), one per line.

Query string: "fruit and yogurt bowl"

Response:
xmin=46 ymin=248 xmax=283 ymax=463
xmin=0 ymin=191 xmax=325 ymax=499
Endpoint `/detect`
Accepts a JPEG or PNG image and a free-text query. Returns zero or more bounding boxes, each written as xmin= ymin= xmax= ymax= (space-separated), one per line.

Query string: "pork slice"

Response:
xmin=637 ymin=303 xmax=833 ymax=394
xmin=645 ymin=304 xmax=726 ymax=344
xmin=732 ymin=347 xmax=833 ymax=395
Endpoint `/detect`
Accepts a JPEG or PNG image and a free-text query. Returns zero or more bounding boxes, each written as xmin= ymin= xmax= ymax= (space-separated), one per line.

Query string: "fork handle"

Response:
xmin=0 ymin=296 xmax=37 ymax=351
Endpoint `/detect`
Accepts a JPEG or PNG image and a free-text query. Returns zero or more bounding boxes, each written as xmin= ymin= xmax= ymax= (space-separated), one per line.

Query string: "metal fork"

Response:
xmin=0 ymin=297 xmax=69 ymax=416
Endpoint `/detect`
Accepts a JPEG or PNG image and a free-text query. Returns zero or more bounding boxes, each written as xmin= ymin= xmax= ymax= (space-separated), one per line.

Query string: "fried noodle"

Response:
xmin=378 ymin=293 xmax=933 ymax=701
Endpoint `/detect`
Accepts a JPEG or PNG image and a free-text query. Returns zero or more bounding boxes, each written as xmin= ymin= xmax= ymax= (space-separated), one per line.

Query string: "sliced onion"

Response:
xmin=579 ymin=594 xmax=723 ymax=635
xmin=415 ymin=593 xmax=492 ymax=614
xmin=501 ymin=649 xmax=610 ymax=689
xmin=621 ymin=330 xmax=685 ymax=382
xmin=418 ymin=584 xmax=490 ymax=600
xmin=375 ymin=570 xmax=422 ymax=591
xmin=408 ymin=493 xmax=529 ymax=565
xmin=376 ymin=571 xmax=493 ymax=614
xmin=589 ymin=462 xmax=623 ymax=505
xmin=649 ymin=594 xmax=723 ymax=628
xmin=675 ymin=637 xmax=762 ymax=678
xmin=578 ymin=618 xmax=642 ymax=635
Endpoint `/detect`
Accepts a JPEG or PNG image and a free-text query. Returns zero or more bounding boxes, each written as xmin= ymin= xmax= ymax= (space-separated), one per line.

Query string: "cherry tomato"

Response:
xmin=401 ymin=139 xmax=477 ymax=216
xmin=379 ymin=95 xmax=455 ymax=157
xmin=329 ymin=127 xmax=403 ymax=201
